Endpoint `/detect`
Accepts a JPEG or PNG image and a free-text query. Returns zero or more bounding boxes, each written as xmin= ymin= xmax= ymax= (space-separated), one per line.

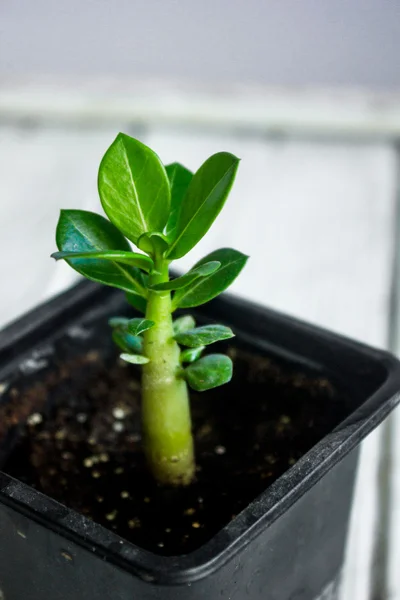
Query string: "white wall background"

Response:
xmin=1 ymin=0 xmax=400 ymax=89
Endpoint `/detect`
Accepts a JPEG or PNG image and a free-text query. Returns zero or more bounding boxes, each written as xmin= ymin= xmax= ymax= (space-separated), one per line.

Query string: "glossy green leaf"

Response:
xmin=172 ymin=315 xmax=196 ymax=335
xmin=98 ymin=133 xmax=170 ymax=244
xmin=109 ymin=316 xmax=144 ymax=353
xmin=149 ymin=261 xmax=220 ymax=292
xmin=165 ymin=163 xmax=193 ymax=240
xmin=184 ymin=354 xmax=233 ymax=391
xmin=120 ymin=353 xmax=150 ymax=365
xmin=55 ymin=209 xmax=147 ymax=296
xmin=137 ymin=232 xmax=170 ymax=256
xmin=172 ymin=248 xmax=248 ymax=310
xmin=174 ymin=324 xmax=234 ymax=348
xmin=167 ymin=152 xmax=239 ymax=259
xmin=112 ymin=330 xmax=143 ymax=354
xmin=180 ymin=346 xmax=205 ymax=364
xmin=125 ymin=292 xmax=147 ymax=314
xmin=127 ymin=318 xmax=155 ymax=336
xmin=51 ymin=250 xmax=153 ymax=272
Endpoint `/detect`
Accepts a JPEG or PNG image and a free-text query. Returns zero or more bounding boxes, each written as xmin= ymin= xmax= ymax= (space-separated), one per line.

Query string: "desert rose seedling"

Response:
xmin=52 ymin=133 xmax=248 ymax=486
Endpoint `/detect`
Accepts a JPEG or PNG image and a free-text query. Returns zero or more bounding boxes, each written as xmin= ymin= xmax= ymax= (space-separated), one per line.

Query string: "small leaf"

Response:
xmin=150 ymin=261 xmax=220 ymax=292
xmin=165 ymin=163 xmax=193 ymax=240
xmin=167 ymin=152 xmax=240 ymax=259
xmin=55 ymin=209 xmax=147 ymax=296
xmin=98 ymin=133 xmax=170 ymax=244
xmin=109 ymin=316 xmax=144 ymax=353
xmin=174 ymin=324 xmax=234 ymax=348
xmin=127 ymin=318 xmax=155 ymax=336
xmin=112 ymin=330 xmax=143 ymax=354
xmin=180 ymin=346 xmax=205 ymax=364
xmin=137 ymin=232 xmax=170 ymax=256
xmin=120 ymin=353 xmax=150 ymax=365
xmin=172 ymin=248 xmax=248 ymax=310
xmin=173 ymin=315 xmax=196 ymax=335
xmin=184 ymin=354 xmax=233 ymax=391
xmin=125 ymin=292 xmax=147 ymax=314
xmin=52 ymin=250 xmax=153 ymax=273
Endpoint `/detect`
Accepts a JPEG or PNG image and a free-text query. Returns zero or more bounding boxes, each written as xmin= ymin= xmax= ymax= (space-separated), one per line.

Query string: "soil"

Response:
xmin=0 ymin=343 xmax=347 ymax=557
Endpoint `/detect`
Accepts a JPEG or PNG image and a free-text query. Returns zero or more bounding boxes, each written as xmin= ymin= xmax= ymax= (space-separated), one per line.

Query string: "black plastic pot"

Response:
xmin=0 ymin=280 xmax=399 ymax=600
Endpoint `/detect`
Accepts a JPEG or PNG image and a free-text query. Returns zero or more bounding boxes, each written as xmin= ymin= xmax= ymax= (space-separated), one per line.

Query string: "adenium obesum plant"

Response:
xmin=51 ymin=133 xmax=248 ymax=486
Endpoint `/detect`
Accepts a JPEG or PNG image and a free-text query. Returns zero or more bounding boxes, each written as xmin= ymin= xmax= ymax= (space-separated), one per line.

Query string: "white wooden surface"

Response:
xmin=2 ymin=79 xmax=400 ymax=138
xmin=0 ymin=86 xmax=399 ymax=599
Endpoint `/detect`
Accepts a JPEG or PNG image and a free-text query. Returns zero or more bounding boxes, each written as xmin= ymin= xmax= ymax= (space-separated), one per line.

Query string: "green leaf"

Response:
xmin=173 ymin=315 xmax=196 ymax=335
xmin=98 ymin=133 xmax=170 ymax=244
xmin=109 ymin=317 xmax=144 ymax=353
xmin=165 ymin=163 xmax=193 ymax=240
xmin=112 ymin=330 xmax=143 ymax=354
xmin=174 ymin=324 xmax=234 ymax=348
xmin=137 ymin=232 xmax=170 ymax=256
xmin=149 ymin=261 xmax=220 ymax=292
xmin=120 ymin=353 xmax=150 ymax=365
xmin=127 ymin=318 xmax=155 ymax=335
xmin=167 ymin=152 xmax=239 ymax=259
xmin=125 ymin=292 xmax=147 ymax=314
xmin=51 ymin=250 xmax=153 ymax=273
xmin=172 ymin=248 xmax=248 ymax=310
xmin=55 ymin=209 xmax=147 ymax=296
xmin=180 ymin=346 xmax=205 ymax=364
xmin=184 ymin=354 xmax=233 ymax=391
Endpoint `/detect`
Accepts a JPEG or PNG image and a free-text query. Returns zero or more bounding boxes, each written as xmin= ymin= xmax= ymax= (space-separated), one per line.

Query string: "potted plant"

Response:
xmin=0 ymin=133 xmax=399 ymax=600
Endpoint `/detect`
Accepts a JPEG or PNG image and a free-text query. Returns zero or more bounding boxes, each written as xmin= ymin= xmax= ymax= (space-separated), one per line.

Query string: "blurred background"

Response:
xmin=1 ymin=1 xmax=400 ymax=598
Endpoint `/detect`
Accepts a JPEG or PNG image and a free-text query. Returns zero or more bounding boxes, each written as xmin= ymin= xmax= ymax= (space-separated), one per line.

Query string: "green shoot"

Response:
xmin=51 ymin=133 xmax=248 ymax=486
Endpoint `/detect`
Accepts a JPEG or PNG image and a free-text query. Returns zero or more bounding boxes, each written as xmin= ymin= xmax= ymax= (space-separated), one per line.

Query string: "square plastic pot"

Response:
xmin=0 ymin=280 xmax=399 ymax=600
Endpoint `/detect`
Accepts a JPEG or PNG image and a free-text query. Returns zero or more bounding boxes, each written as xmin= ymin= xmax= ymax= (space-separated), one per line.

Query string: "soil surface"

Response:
xmin=1 ymin=344 xmax=347 ymax=556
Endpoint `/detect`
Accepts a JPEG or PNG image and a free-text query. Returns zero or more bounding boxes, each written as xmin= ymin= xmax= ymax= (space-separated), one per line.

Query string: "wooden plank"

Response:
xmin=388 ymin=407 xmax=400 ymax=599
xmin=0 ymin=125 xmax=123 ymax=327
xmin=145 ymin=128 xmax=396 ymax=345
xmin=2 ymin=80 xmax=400 ymax=139
xmin=385 ymin=155 xmax=400 ymax=600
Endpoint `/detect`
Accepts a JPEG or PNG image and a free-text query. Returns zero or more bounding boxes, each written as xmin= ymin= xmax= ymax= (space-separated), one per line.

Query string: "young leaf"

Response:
xmin=127 ymin=318 xmax=155 ymax=336
xmin=180 ymin=346 xmax=205 ymax=364
xmin=167 ymin=152 xmax=239 ymax=259
xmin=126 ymin=292 xmax=147 ymax=314
xmin=55 ymin=209 xmax=147 ymax=296
xmin=112 ymin=330 xmax=143 ymax=354
xmin=184 ymin=354 xmax=233 ymax=391
xmin=149 ymin=261 xmax=220 ymax=292
xmin=165 ymin=163 xmax=193 ymax=240
xmin=51 ymin=250 xmax=153 ymax=273
xmin=173 ymin=315 xmax=196 ymax=335
xmin=109 ymin=317 xmax=144 ymax=353
xmin=120 ymin=353 xmax=150 ymax=365
xmin=98 ymin=133 xmax=170 ymax=244
xmin=137 ymin=232 xmax=170 ymax=256
xmin=172 ymin=248 xmax=248 ymax=310
xmin=174 ymin=324 xmax=234 ymax=348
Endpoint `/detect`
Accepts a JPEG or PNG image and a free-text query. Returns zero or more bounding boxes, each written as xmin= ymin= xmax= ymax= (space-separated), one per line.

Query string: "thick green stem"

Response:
xmin=141 ymin=257 xmax=195 ymax=486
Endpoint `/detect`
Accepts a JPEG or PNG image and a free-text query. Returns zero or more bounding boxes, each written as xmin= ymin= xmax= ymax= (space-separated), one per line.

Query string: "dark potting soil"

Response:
xmin=1 ymin=345 xmax=347 ymax=556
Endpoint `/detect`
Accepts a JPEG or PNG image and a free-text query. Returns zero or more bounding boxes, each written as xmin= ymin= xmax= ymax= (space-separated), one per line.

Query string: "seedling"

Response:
xmin=52 ymin=133 xmax=248 ymax=486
